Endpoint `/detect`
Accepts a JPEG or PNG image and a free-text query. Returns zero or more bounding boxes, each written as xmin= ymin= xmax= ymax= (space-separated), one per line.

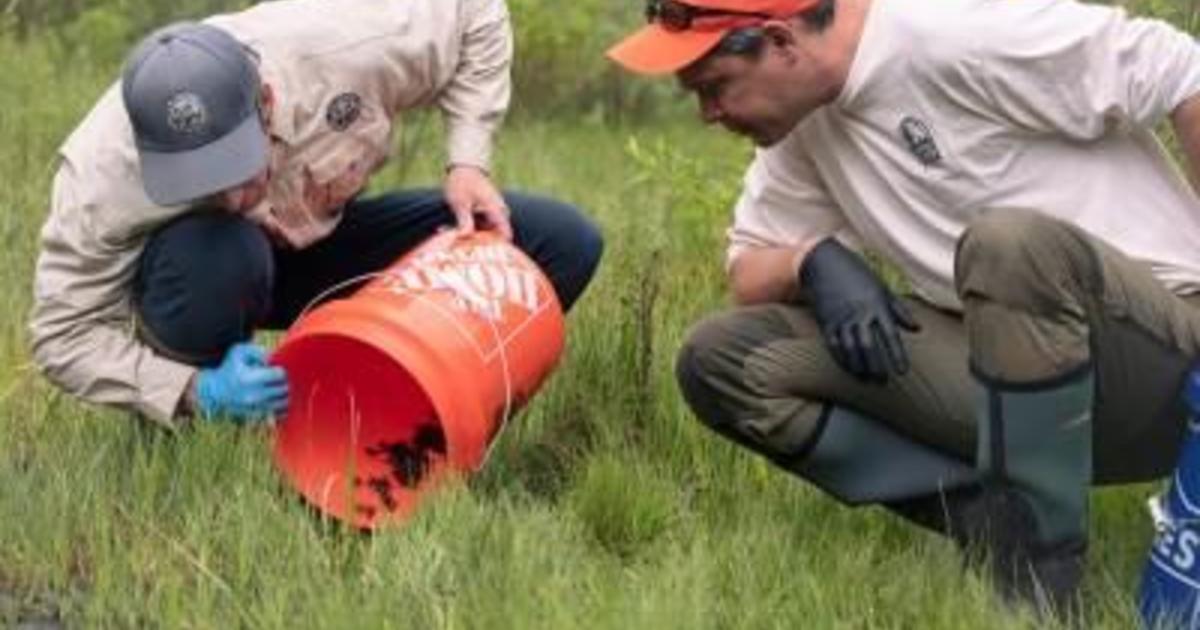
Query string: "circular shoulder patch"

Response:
xmin=326 ymin=92 xmax=363 ymax=131
xmin=166 ymin=92 xmax=209 ymax=136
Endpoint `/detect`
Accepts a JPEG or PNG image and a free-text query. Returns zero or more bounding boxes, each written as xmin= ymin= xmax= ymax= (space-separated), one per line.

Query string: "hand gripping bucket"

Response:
xmin=271 ymin=231 xmax=564 ymax=529
xmin=1139 ymin=371 xmax=1200 ymax=629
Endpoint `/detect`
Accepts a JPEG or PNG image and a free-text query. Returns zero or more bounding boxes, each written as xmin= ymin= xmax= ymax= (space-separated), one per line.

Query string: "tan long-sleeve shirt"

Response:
xmin=30 ymin=0 xmax=513 ymax=426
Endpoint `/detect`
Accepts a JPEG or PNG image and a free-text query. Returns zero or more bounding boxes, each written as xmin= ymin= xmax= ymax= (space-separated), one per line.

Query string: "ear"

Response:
xmin=761 ymin=21 xmax=799 ymax=63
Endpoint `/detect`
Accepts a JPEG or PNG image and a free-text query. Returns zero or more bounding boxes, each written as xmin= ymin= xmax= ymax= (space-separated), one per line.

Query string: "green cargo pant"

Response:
xmin=676 ymin=210 xmax=1200 ymax=511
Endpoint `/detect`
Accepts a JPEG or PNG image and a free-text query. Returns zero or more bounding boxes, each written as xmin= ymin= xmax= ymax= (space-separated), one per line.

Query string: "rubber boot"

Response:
xmin=967 ymin=366 xmax=1094 ymax=619
xmin=789 ymin=405 xmax=979 ymax=506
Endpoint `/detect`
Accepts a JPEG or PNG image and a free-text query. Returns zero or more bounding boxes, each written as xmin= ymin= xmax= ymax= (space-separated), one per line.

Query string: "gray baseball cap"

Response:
xmin=121 ymin=22 xmax=269 ymax=207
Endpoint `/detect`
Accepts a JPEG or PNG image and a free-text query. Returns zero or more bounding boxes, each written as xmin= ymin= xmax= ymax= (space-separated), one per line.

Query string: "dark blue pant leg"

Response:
xmin=134 ymin=190 xmax=603 ymax=362
xmin=265 ymin=190 xmax=457 ymax=326
xmin=505 ymin=190 xmax=604 ymax=312
xmin=134 ymin=210 xmax=274 ymax=366
xmin=267 ymin=189 xmax=603 ymax=325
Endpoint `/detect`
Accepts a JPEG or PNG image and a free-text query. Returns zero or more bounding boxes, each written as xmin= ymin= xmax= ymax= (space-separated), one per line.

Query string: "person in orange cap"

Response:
xmin=610 ymin=0 xmax=1200 ymax=618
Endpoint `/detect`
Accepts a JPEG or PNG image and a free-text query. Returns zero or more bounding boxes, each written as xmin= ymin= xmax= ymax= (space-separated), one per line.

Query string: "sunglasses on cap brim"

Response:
xmin=644 ymin=0 xmax=773 ymax=32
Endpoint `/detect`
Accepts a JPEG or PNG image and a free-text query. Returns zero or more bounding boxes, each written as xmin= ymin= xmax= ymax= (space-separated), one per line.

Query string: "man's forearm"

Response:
xmin=30 ymin=307 xmax=197 ymax=427
xmin=728 ymin=238 xmax=824 ymax=305
xmin=1171 ymin=93 xmax=1200 ymax=196
xmin=440 ymin=0 xmax=511 ymax=172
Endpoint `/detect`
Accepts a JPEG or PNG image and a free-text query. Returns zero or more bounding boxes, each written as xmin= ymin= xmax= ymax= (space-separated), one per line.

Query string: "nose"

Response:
xmin=216 ymin=188 xmax=244 ymax=213
xmin=216 ymin=170 xmax=269 ymax=213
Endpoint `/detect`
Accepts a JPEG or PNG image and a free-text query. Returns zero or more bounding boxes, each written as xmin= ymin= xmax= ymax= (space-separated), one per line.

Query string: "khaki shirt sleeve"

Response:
xmin=439 ymin=0 xmax=513 ymax=171
xmin=29 ymin=163 xmax=197 ymax=427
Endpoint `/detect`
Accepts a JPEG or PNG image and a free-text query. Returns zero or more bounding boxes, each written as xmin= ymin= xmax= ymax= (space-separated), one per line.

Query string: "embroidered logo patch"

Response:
xmin=326 ymin=92 xmax=363 ymax=131
xmin=899 ymin=116 xmax=942 ymax=166
xmin=165 ymin=92 xmax=209 ymax=136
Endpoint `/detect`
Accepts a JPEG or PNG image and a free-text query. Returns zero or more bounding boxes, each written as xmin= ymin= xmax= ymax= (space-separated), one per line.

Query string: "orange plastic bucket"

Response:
xmin=271 ymin=230 xmax=565 ymax=529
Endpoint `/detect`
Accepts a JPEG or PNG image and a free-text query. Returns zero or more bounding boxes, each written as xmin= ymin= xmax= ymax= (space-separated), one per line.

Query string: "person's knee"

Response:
xmin=675 ymin=311 xmax=751 ymax=433
xmin=506 ymin=192 xmax=604 ymax=311
xmin=558 ymin=203 xmax=604 ymax=293
xmin=955 ymin=209 xmax=1045 ymax=276
xmin=954 ymin=209 xmax=1090 ymax=307
xmin=134 ymin=212 xmax=273 ymax=366
xmin=676 ymin=305 xmax=819 ymax=427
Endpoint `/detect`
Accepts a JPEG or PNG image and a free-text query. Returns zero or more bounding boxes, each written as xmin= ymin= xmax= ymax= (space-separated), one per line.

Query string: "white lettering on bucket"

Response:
xmin=1154 ymin=524 xmax=1200 ymax=573
xmin=1179 ymin=530 xmax=1200 ymax=571
xmin=380 ymin=244 xmax=545 ymax=322
xmin=414 ymin=244 xmax=514 ymax=266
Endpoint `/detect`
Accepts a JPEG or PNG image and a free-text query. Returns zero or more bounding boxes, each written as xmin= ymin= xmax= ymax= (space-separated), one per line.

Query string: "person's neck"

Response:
xmin=815 ymin=0 xmax=872 ymax=101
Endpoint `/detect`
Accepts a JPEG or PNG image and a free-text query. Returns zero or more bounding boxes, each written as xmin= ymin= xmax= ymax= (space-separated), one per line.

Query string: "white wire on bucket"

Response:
xmin=291 ymin=262 xmax=516 ymax=471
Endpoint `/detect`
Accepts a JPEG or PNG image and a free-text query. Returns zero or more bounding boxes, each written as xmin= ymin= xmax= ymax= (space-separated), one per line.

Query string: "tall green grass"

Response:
xmin=0 ymin=21 xmax=1169 ymax=630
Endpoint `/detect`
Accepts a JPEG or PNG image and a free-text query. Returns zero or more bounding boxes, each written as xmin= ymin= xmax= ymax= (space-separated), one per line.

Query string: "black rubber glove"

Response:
xmin=798 ymin=238 xmax=921 ymax=382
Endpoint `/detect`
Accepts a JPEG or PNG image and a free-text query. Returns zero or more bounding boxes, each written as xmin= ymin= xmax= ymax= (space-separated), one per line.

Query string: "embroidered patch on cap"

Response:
xmin=326 ymin=92 xmax=363 ymax=131
xmin=166 ymin=92 xmax=209 ymax=136
xmin=899 ymin=116 xmax=942 ymax=166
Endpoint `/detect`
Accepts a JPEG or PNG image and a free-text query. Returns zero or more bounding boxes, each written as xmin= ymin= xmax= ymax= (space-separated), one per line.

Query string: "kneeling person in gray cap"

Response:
xmin=30 ymin=1 xmax=603 ymax=426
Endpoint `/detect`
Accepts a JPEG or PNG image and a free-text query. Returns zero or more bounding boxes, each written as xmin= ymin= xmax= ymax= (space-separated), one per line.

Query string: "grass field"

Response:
xmin=0 ymin=22 xmax=1174 ymax=630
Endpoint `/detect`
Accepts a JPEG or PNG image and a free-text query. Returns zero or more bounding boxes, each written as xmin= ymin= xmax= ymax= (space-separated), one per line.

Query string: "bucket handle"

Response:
xmin=290 ymin=266 xmax=516 ymax=469
xmin=293 ymin=227 xmax=462 ymax=321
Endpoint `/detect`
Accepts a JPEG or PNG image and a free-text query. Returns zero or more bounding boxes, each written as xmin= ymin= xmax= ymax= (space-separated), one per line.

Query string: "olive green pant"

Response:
xmin=676 ymin=210 xmax=1200 ymax=507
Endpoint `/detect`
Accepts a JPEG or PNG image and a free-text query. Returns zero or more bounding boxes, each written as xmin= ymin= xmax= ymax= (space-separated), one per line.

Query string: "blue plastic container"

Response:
xmin=1139 ymin=371 xmax=1200 ymax=629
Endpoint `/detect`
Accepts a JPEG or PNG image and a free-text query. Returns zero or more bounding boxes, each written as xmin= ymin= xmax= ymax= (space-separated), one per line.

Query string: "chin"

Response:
xmin=756 ymin=119 xmax=806 ymax=147
xmin=752 ymin=130 xmax=786 ymax=148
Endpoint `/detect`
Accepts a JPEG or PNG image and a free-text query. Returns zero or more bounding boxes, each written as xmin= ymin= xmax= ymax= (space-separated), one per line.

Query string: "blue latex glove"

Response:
xmin=799 ymin=238 xmax=921 ymax=382
xmin=195 ymin=343 xmax=289 ymax=422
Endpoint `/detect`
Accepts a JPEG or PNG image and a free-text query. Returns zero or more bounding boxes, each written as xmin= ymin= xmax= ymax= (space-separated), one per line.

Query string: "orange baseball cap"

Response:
xmin=607 ymin=0 xmax=819 ymax=75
